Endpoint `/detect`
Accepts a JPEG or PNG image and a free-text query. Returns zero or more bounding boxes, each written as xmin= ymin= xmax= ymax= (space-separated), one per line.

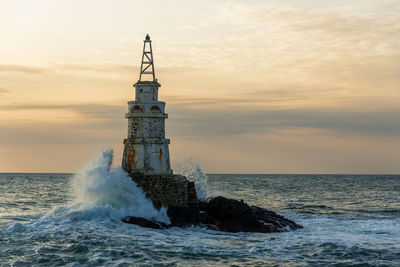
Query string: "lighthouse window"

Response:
xmin=151 ymin=106 xmax=161 ymax=113
xmin=133 ymin=105 xmax=142 ymax=112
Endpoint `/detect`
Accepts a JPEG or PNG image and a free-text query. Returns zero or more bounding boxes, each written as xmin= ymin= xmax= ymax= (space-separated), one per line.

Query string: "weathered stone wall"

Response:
xmin=122 ymin=81 xmax=171 ymax=175
xmin=129 ymin=173 xmax=199 ymax=210
xmin=128 ymin=116 xmax=165 ymax=139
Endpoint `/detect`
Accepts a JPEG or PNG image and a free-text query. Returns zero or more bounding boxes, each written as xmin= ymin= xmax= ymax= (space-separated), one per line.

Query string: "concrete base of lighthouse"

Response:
xmin=126 ymin=173 xmax=199 ymax=226
xmin=122 ymin=138 xmax=200 ymax=225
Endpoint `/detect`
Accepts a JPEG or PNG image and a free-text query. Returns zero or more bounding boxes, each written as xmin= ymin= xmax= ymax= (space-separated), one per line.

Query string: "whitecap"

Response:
xmin=43 ymin=149 xmax=170 ymax=224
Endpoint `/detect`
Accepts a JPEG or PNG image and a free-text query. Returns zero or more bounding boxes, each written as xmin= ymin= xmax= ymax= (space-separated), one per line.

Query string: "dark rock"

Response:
xmin=204 ymin=196 xmax=260 ymax=232
xmin=251 ymin=205 xmax=303 ymax=231
xmin=122 ymin=216 xmax=170 ymax=229
xmin=166 ymin=206 xmax=200 ymax=227
xmin=201 ymin=196 xmax=302 ymax=233
xmin=122 ymin=196 xmax=303 ymax=233
xmin=199 ymin=200 xmax=209 ymax=211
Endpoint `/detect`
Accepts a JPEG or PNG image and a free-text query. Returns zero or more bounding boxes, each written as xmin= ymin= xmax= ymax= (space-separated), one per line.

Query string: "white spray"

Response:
xmin=175 ymin=157 xmax=207 ymax=201
xmin=67 ymin=149 xmax=170 ymax=223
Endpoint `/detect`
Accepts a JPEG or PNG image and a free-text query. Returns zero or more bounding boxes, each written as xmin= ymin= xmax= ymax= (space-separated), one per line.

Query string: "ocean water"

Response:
xmin=0 ymin=152 xmax=399 ymax=266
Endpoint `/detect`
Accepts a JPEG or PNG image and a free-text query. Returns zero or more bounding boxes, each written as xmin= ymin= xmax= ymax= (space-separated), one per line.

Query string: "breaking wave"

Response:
xmin=1 ymin=170 xmax=399 ymax=266
xmin=44 ymin=149 xmax=170 ymax=224
xmin=175 ymin=157 xmax=207 ymax=200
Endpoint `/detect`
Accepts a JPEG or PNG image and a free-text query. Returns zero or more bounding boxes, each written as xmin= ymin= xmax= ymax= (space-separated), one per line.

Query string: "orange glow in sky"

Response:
xmin=0 ymin=0 xmax=399 ymax=173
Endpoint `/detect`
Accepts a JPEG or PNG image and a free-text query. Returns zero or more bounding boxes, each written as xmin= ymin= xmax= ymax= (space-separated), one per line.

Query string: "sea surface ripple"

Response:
xmin=0 ymin=153 xmax=399 ymax=266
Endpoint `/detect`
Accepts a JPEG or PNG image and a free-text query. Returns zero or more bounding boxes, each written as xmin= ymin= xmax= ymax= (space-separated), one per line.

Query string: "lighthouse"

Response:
xmin=120 ymin=35 xmax=303 ymax=232
xmin=121 ymin=35 xmax=198 ymax=221
xmin=122 ymin=34 xmax=172 ymax=175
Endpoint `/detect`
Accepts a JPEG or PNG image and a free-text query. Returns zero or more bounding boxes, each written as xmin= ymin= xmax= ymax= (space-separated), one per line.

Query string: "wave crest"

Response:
xmin=45 ymin=149 xmax=170 ymax=224
xmin=175 ymin=157 xmax=207 ymax=200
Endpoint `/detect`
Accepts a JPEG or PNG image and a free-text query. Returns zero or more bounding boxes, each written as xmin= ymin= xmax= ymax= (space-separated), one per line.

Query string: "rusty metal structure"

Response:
xmin=122 ymin=34 xmax=172 ymax=175
xmin=139 ymin=34 xmax=156 ymax=82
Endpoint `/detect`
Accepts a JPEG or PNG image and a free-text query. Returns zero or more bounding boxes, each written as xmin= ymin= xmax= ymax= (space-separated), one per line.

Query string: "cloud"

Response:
xmin=52 ymin=64 xmax=135 ymax=75
xmin=0 ymin=87 xmax=9 ymax=94
xmin=161 ymin=2 xmax=400 ymax=75
xmin=1 ymin=100 xmax=398 ymax=146
xmin=0 ymin=63 xmax=134 ymax=76
xmin=0 ymin=63 xmax=202 ymax=79
xmin=0 ymin=65 xmax=45 ymax=74
xmin=0 ymin=103 xmax=126 ymax=145
xmin=0 ymin=102 xmax=125 ymax=119
xmin=167 ymin=105 xmax=400 ymax=137
xmin=0 ymin=1 xmax=399 ymax=173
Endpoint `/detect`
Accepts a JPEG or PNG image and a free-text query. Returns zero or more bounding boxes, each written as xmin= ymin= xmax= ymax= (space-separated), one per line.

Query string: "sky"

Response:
xmin=0 ymin=0 xmax=399 ymax=174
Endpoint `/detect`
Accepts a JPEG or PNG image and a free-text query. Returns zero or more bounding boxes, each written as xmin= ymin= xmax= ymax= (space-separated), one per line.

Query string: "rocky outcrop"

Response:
xmin=124 ymin=171 xmax=301 ymax=233
xmin=122 ymin=196 xmax=303 ymax=233
xmin=122 ymin=216 xmax=169 ymax=229
xmin=197 ymin=197 xmax=302 ymax=232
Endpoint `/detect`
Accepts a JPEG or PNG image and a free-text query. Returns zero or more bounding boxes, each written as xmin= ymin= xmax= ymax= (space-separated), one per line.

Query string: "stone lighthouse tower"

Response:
xmin=122 ymin=34 xmax=172 ymax=175
xmin=122 ymin=35 xmax=199 ymax=223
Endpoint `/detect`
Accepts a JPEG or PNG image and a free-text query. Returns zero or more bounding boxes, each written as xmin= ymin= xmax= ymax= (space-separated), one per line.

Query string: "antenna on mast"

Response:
xmin=139 ymin=34 xmax=156 ymax=82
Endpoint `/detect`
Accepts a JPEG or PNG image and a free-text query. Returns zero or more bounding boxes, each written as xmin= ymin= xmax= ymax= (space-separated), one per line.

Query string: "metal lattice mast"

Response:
xmin=139 ymin=34 xmax=156 ymax=82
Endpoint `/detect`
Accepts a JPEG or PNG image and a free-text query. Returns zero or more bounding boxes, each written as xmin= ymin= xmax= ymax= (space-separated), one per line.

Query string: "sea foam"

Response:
xmin=45 ymin=149 xmax=170 ymax=224
xmin=175 ymin=157 xmax=207 ymax=201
